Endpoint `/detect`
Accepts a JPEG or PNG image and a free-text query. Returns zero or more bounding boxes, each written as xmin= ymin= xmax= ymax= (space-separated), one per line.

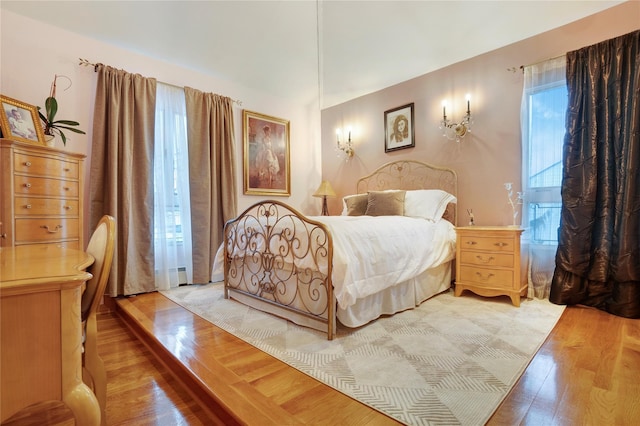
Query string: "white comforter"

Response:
xmin=212 ymin=215 xmax=456 ymax=310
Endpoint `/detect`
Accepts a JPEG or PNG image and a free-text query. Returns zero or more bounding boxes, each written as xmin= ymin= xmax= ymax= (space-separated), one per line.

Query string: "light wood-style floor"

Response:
xmin=113 ymin=291 xmax=640 ymax=425
xmin=6 ymin=291 xmax=640 ymax=425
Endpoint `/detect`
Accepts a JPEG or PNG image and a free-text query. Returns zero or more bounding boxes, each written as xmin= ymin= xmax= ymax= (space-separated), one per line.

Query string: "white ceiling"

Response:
xmin=1 ymin=1 xmax=625 ymax=108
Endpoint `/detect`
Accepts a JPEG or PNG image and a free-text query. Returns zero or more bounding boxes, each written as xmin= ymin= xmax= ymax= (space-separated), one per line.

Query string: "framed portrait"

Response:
xmin=0 ymin=95 xmax=45 ymax=145
xmin=384 ymin=103 xmax=415 ymax=153
xmin=243 ymin=110 xmax=291 ymax=196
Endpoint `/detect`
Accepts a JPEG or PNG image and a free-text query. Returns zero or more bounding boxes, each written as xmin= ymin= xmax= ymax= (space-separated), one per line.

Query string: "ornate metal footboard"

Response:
xmin=223 ymin=200 xmax=336 ymax=339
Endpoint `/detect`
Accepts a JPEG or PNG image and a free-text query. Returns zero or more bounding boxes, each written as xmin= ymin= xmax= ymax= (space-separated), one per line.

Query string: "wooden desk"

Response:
xmin=0 ymin=245 xmax=100 ymax=425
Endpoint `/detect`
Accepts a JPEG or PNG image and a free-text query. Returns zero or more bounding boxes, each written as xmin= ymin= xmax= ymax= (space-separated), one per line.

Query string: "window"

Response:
xmin=521 ymin=57 xmax=567 ymax=244
xmin=153 ymin=83 xmax=193 ymax=289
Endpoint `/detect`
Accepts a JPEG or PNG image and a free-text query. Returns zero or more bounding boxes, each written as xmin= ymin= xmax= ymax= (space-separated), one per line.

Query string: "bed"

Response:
xmin=216 ymin=160 xmax=458 ymax=339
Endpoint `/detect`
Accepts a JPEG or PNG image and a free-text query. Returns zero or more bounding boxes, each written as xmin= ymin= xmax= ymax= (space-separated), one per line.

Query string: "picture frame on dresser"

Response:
xmin=384 ymin=102 xmax=415 ymax=153
xmin=0 ymin=95 xmax=45 ymax=145
xmin=243 ymin=109 xmax=291 ymax=196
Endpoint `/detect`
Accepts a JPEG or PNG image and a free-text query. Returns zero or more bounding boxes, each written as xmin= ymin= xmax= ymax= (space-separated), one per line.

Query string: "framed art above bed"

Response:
xmin=384 ymin=103 xmax=415 ymax=152
xmin=243 ymin=110 xmax=291 ymax=196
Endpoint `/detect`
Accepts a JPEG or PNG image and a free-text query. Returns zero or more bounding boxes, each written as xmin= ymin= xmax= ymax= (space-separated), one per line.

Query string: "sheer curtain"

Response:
xmin=154 ymin=83 xmax=193 ymax=290
xmin=520 ymin=56 xmax=566 ymax=299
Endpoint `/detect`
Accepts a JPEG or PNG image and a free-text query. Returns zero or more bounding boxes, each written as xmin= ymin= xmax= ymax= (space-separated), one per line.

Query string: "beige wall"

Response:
xmin=0 ymin=10 xmax=322 ymax=242
xmin=320 ymin=1 xmax=639 ymax=225
xmin=2 ymin=3 xmax=638 ymax=235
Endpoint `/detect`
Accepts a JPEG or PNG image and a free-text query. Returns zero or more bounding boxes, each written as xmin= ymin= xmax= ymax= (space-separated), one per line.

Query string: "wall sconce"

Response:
xmin=439 ymin=94 xmax=473 ymax=143
xmin=313 ymin=180 xmax=336 ymax=216
xmin=336 ymin=127 xmax=354 ymax=158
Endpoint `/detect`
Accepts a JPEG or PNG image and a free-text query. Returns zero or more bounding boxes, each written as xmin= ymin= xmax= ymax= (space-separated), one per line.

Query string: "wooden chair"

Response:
xmin=81 ymin=215 xmax=116 ymax=426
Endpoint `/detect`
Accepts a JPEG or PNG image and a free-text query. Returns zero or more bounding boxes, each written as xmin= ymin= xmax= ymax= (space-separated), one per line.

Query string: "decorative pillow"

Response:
xmin=404 ymin=189 xmax=457 ymax=221
xmin=365 ymin=190 xmax=406 ymax=216
xmin=342 ymin=193 xmax=369 ymax=216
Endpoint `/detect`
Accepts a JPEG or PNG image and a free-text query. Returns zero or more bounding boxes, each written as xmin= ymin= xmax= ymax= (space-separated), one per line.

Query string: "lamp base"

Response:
xmin=321 ymin=197 xmax=329 ymax=216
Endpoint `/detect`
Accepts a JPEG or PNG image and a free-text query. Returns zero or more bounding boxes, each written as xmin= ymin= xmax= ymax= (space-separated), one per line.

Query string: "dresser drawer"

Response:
xmin=459 ymin=235 xmax=516 ymax=253
xmin=459 ymin=265 xmax=514 ymax=287
xmin=459 ymin=251 xmax=514 ymax=268
xmin=14 ymin=175 xmax=79 ymax=197
xmin=15 ymin=218 xmax=80 ymax=242
xmin=14 ymin=152 xmax=79 ymax=179
xmin=14 ymin=197 xmax=79 ymax=216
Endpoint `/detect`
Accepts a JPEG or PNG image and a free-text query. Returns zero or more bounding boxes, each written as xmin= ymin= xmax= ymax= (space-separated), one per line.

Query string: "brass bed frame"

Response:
xmin=222 ymin=160 xmax=457 ymax=340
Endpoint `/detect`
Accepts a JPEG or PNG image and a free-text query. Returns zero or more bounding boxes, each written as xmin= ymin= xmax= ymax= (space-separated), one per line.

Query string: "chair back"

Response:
xmin=81 ymin=215 xmax=116 ymax=322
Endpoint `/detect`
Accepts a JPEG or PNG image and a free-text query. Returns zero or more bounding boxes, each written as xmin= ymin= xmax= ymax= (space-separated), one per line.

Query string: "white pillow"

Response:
xmin=404 ymin=189 xmax=457 ymax=221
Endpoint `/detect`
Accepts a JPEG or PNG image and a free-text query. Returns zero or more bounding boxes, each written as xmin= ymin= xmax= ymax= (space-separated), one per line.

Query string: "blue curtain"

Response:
xmin=550 ymin=30 xmax=640 ymax=318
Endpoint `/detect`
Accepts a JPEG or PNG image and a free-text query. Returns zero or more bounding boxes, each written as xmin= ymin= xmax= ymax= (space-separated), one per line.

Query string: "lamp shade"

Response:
xmin=313 ymin=180 xmax=336 ymax=198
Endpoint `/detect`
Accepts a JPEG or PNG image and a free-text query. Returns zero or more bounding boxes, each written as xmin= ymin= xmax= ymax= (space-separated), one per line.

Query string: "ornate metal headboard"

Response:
xmin=356 ymin=160 xmax=458 ymax=225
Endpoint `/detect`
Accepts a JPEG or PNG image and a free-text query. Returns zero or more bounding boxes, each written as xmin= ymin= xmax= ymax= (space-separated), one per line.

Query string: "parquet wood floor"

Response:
xmin=5 ymin=291 xmax=640 ymax=425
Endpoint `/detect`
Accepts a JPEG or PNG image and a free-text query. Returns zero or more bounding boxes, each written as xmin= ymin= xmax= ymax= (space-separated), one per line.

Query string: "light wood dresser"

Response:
xmin=454 ymin=226 xmax=527 ymax=306
xmin=0 ymin=138 xmax=84 ymax=249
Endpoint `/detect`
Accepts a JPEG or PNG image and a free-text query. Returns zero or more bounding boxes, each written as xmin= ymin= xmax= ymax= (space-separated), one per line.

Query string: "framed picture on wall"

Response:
xmin=384 ymin=103 xmax=415 ymax=152
xmin=0 ymin=95 xmax=45 ymax=145
xmin=243 ymin=110 xmax=291 ymax=196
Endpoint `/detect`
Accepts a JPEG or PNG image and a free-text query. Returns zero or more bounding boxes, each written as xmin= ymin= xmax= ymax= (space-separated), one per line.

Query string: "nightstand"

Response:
xmin=454 ymin=226 xmax=527 ymax=306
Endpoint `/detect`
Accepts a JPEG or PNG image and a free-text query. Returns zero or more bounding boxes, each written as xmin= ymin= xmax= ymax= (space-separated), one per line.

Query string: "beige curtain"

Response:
xmin=89 ymin=65 xmax=157 ymax=296
xmin=184 ymin=87 xmax=237 ymax=283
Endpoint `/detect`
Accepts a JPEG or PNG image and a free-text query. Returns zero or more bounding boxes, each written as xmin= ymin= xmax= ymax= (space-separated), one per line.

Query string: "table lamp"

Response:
xmin=313 ymin=180 xmax=336 ymax=215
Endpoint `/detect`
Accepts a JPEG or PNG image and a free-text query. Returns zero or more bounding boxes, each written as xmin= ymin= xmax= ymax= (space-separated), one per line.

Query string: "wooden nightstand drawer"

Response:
xmin=459 ymin=235 xmax=516 ymax=253
xmin=459 ymin=251 xmax=514 ymax=268
xmin=14 ymin=152 xmax=79 ymax=179
xmin=459 ymin=265 xmax=514 ymax=287
xmin=14 ymin=175 xmax=79 ymax=197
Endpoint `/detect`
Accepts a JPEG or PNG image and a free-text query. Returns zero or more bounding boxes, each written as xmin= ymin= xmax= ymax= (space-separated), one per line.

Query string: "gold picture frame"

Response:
xmin=0 ymin=95 xmax=45 ymax=145
xmin=243 ymin=110 xmax=291 ymax=196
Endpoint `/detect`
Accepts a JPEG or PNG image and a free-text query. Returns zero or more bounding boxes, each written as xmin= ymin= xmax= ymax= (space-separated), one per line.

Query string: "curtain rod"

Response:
xmin=507 ymin=53 xmax=566 ymax=73
xmin=79 ymin=58 xmax=243 ymax=106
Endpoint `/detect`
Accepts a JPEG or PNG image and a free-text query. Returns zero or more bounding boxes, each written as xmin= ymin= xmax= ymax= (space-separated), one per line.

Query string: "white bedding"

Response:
xmin=311 ymin=215 xmax=455 ymax=308
xmin=212 ymin=215 xmax=456 ymax=310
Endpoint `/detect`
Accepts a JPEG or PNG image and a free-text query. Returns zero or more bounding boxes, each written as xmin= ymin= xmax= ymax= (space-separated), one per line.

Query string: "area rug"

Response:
xmin=161 ymin=283 xmax=565 ymax=425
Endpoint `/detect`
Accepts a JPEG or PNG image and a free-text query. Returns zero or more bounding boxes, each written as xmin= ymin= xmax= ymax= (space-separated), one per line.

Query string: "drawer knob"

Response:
xmin=40 ymin=225 xmax=63 ymax=233
xmin=475 ymin=272 xmax=495 ymax=281
xmin=25 ymin=204 xmax=32 ymax=209
xmin=494 ymin=242 xmax=508 ymax=248
xmin=465 ymin=241 xmax=477 ymax=245
xmin=24 ymin=183 xmax=32 ymax=188
xmin=63 ymin=187 xmax=70 ymax=191
xmin=23 ymin=161 xmax=32 ymax=167
xmin=64 ymin=205 xmax=72 ymax=210
xmin=64 ymin=168 xmax=70 ymax=172
xmin=475 ymin=255 xmax=495 ymax=264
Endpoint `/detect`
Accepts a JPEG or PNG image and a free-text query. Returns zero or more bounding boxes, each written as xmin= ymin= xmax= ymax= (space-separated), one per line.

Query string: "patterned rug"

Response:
xmin=161 ymin=283 xmax=565 ymax=425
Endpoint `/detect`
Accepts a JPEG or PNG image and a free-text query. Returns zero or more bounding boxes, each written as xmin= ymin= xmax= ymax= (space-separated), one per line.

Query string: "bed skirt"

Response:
xmin=337 ymin=261 xmax=452 ymax=328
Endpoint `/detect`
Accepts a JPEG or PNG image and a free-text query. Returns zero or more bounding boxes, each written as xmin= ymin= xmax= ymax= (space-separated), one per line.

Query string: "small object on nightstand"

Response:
xmin=467 ymin=209 xmax=475 ymax=226
xmin=454 ymin=226 xmax=527 ymax=306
